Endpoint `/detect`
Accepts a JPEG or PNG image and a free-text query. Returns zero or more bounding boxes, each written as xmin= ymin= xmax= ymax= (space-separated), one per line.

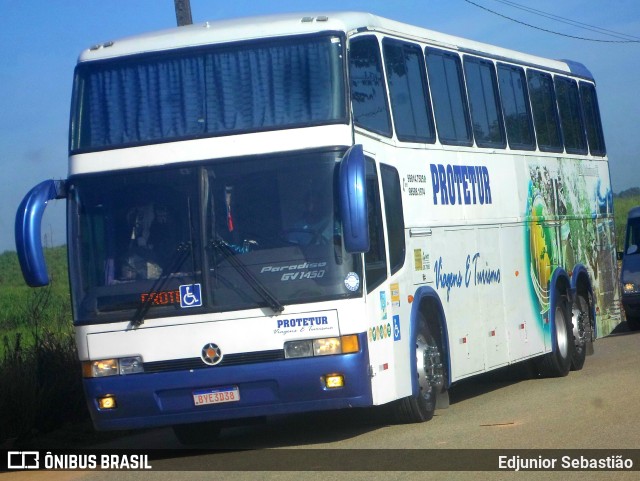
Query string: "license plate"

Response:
xmin=193 ymin=386 xmax=240 ymax=406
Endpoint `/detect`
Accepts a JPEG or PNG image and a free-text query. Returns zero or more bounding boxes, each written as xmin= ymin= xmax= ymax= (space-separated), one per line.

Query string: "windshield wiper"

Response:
xmin=211 ymin=238 xmax=284 ymax=314
xmin=131 ymin=241 xmax=191 ymax=328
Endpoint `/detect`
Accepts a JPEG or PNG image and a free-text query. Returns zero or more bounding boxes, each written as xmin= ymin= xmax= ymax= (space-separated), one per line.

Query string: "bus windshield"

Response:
xmin=68 ymin=150 xmax=363 ymax=324
xmin=625 ymin=217 xmax=640 ymax=256
xmin=70 ymin=34 xmax=346 ymax=153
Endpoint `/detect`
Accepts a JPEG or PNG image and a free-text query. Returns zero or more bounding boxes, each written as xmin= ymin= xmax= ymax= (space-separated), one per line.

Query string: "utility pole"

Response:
xmin=174 ymin=0 xmax=193 ymax=26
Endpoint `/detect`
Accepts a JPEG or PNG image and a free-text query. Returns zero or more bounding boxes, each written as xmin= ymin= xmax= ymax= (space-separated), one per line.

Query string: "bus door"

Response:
xmin=362 ymin=157 xmax=399 ymax=405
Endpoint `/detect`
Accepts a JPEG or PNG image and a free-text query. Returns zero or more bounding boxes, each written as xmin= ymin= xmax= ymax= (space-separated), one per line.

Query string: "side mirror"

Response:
xmin=15 ymin=180 xmax=66 ymax=287
xmin=338 ymin=145 xmax=369 ymax=253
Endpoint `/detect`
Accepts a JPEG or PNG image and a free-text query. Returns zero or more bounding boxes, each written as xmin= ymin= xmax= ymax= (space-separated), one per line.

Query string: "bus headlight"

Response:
xmin=623 ymin=282 xmax=638 ymax=294
xmin=284 ymin=335 xmax=359 ymax=359
xmin=313 ymin=337 xmax=342 ymax=356
xmin=82 ymin=356 xmax=144 ymax=377
xmin=284 ymin=340 xmax=314 ymax=359
xmin=119 ymin=356 xmax=144 ymax=375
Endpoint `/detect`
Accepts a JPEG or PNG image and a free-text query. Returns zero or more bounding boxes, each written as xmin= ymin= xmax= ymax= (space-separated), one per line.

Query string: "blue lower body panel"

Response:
xmin=84 ymin=334 xmax=372 ymax=431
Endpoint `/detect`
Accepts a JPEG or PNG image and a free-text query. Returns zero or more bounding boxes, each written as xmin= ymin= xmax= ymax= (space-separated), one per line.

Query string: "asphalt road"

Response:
xmin=4 ymin=327 xmax=639 ymax=481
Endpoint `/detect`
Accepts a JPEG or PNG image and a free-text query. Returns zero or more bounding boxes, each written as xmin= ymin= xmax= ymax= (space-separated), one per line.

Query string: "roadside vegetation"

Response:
xmin=1 ymin=189 xmax=639 ymax=446
xmin=0 ymin=246 xmax=88 ymax=446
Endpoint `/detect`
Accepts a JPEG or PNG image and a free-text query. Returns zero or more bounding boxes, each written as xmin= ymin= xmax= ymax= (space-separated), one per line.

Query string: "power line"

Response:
xmin=463 ymin=0 xmax=640 ymax=43
xmin=492 ymin=0 xmax=640 ymax=41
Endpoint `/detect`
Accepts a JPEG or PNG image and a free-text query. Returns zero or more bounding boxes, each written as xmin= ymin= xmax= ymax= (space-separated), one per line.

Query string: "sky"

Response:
xmin=1 ymin=0 xmax=639 ymax=253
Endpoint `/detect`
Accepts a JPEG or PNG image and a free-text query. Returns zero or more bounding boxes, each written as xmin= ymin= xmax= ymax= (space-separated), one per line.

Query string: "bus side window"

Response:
xmin=381 ymin=164 xmax=405 ymax=275
xmin=365 ymin=159 xmax=388 ymax=292
xmin=425 ymin=48 xmax=473 ymax=146
xmin=579 ymin=82 xmax=606 ymax=156
xmin=382 ymin=38 xmax=436 ymax=143
xmin=463 ymin=56 xmax=506 ymax=149
xmin=527 ymin=70 xmax=563 ymax=153
xmin=497 ymin=64 xmax=536 ymax=150
xmin=555 ymin=76 xmax=588 ymax=155
xmin=349 ymin=36 xmax=392 ymax=137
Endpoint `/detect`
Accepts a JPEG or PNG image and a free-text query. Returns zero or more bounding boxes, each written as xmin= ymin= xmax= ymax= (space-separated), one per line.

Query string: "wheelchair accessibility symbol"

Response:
xmin=393 ymin=315 xmax=401 ymax=342
xmin=179 ymin=284 xmax=202 ymax=308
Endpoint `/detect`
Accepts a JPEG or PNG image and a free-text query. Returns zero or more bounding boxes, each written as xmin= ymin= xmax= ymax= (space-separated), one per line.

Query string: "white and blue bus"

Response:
xmin=15 ymin=12 xmax=620 ymax=443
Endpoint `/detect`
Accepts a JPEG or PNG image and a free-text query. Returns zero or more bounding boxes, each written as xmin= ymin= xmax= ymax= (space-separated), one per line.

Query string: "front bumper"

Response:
xmin=83 ymin=333 xmax=372 ymax=431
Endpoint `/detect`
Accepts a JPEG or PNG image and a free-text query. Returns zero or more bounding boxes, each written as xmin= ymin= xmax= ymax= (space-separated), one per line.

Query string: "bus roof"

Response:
xmin=78 ymin=11 xmax=592 ymax=80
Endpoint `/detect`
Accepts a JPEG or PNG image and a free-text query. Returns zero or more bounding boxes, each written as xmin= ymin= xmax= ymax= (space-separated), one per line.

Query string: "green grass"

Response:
xmin=0 ymin=247 xmax=71 ymax=352
xmin=0 ymin=246 xmax=84 ymax=445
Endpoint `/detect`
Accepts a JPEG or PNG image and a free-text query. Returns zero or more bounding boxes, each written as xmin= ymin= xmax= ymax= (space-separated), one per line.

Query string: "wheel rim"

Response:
xmin=416 ymin=334 xmax=430 ymax=395
xmin=416 ymin=333 xmax=444 ymax=399
xmin=572 ymin=302 xmax=587 ymax=350
xmin=555 ymin=305 xmax=569 ymax=358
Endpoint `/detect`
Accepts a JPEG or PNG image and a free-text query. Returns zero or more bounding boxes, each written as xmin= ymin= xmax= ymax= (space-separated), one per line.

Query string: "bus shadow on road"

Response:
xmin=195 ymin=406 xmax=391 ymax=449
xmin=447 ymin=361 xmax=538 ymax=406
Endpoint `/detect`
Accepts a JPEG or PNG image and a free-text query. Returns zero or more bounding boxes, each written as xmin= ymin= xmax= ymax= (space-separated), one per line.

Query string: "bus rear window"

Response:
xmin=579 ymin=81 xmax=606 ymax=156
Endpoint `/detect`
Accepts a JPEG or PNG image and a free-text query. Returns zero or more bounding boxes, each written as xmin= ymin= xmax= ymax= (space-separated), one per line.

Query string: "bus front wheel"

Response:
xmin=392 ymin=320 xmax=443 ymax=423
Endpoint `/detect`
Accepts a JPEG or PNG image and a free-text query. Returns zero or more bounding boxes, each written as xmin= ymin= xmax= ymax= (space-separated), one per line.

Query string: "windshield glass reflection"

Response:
xmin=68 ymin=150 xmax=362 ymax=324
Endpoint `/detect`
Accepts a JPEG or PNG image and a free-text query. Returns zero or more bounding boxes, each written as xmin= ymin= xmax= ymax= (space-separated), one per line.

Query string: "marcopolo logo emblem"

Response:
xmin=201 ymin=343 xmax=223 ymax=366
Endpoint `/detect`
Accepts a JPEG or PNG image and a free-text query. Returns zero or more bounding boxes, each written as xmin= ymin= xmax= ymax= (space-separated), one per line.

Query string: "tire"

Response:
xmin=537 ymin=294 xmax=574 ymax=378
xmin=570 ymin=293 xmax=593 ymax=371
xmin=392 ymin=318 xmax=444 ymax=423
xmin=172 ymin=421 xmax=221 ymax=445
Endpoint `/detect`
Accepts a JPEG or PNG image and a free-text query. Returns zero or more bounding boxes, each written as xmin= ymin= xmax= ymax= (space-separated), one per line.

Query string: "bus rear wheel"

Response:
xmin=392 ymin=321 xmax=443 ymax=423
xmin=537 ymin=294 xmax=573 ymax=377
xmin=570 ymin=293 xmax=593 ymax=371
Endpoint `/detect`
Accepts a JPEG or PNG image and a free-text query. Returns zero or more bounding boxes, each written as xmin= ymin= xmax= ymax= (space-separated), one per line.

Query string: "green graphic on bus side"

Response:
xmin=525 ymin=159 xmax=620 ymax=337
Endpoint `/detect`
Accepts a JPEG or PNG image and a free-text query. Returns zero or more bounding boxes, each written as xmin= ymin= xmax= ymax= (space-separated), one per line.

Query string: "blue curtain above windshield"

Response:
xmin=70 ymin=35 xmax=347 ymax=152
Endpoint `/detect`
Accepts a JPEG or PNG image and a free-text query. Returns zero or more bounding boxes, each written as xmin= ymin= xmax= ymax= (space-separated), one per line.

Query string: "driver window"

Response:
xmin=365 ymin=158 xmax=388 ymax=292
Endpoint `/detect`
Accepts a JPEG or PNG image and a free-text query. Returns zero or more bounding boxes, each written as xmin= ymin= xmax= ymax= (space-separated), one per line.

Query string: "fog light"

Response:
xmin=324 ymin=374 xmax=344 ymax=388
xmin=98 ymin=395 xmax=117 ymax=410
